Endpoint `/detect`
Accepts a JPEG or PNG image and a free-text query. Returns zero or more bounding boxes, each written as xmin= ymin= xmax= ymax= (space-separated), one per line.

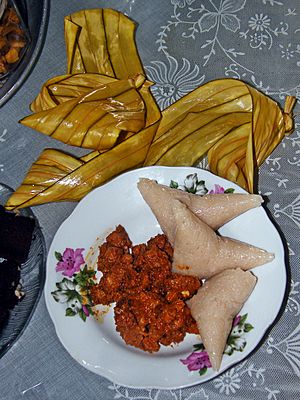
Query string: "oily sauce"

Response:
xmin=90 ymin=225 xmax=200 ymax=352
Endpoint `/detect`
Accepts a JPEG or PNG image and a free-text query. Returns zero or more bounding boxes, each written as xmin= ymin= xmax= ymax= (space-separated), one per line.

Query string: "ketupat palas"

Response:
xmin=5 ymin=9 xmax=295 ymax=209
xmin=5 ymin=123 xmax=159 ymax=210
xmin=144 ymin=79 xmax=295 ymax=193
xmin=6 ymin=9 xmax=161 ymax=210
xmin=20 ymin=75 xmax=147 ymax=151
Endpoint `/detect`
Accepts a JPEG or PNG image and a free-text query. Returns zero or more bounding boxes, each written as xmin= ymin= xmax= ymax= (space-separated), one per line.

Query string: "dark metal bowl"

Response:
xmin=0 ymin=183 xmax=46 ymax=359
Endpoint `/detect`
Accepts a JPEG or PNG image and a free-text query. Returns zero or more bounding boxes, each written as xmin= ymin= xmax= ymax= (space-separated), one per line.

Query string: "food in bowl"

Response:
xmin=0 ymin=0 xmax=28 ymax=76
xmin=0 ymin=205 xmax=35 ymax=330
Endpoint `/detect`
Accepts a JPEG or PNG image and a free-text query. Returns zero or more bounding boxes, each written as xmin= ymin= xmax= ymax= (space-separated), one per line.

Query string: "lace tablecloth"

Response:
xmin=0 ymin=0 xmax=300 ymax=399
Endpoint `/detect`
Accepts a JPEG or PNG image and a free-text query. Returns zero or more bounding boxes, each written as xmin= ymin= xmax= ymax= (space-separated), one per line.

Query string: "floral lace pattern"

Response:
xmin=145 ymin=0 xmax=300 ymax=105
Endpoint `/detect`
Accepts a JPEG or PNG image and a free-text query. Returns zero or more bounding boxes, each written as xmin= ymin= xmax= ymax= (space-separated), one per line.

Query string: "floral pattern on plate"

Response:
xmin=180 ymin=314 xmax=254 ymax=375
xmin=169 ymin=172 xmax=235 ymax=194
xmin=51 ymin=248 xmax=95 ymax=321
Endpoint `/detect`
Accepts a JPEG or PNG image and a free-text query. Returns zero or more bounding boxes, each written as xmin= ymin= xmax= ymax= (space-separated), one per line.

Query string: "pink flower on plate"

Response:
xmin=82 ymin=304 xmax=90 ymax=316
xmin=180 ymin=351 xmax=212 ymax=371
xmin=209 ymin=184 xmax=225 ymax=194
xmin=233 ymin=315 xmax=241 ymax=327
xmin=56 ymin=248 xmax=85 ymax=278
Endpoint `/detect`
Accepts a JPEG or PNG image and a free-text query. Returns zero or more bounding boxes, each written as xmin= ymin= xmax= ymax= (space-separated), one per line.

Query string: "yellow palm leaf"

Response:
xmin=64 ymin=8 xmax=144 ymax=79
xmin=20 ymin=76 xmax=146 ymax=151
xmin=145 ymin=78 xmax=295 ymax=192
xmin=30 ymin=74 xmax=118 ymax=112
xmin=5 ymin=123 xmax=159 ymax=210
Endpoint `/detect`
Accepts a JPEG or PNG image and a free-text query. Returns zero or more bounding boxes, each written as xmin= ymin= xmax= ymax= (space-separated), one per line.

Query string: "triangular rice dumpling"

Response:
xmin=187 ymin=268 xmax=257 ymax=371
xmin=137 ymin=178 xmax=262 ymax=244
xmin=171 ymin=199 xmax=274 ymax=278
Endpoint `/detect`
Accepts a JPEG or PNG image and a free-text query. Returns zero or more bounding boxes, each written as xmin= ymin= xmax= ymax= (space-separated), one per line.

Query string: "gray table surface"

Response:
xmin=1 ymin=0 xmax=300 ymax=398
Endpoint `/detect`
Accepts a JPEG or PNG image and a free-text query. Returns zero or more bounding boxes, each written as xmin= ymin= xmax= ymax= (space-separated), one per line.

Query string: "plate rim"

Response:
xmin=44 ymin=166 xmax=287 ymax=389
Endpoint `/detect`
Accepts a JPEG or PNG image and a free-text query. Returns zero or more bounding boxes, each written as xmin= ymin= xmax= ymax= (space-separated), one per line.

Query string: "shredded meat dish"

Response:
xmin=0 ymin=6 xmax=27 ymax=75
xmin=90 ymin=225 xmax=200 ymax=352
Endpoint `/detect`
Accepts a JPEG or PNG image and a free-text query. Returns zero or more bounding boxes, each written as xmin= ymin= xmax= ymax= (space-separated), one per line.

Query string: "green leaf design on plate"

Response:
xmin=193 ymin=343 xmax=205 ymax=351
xmin=66 ymin=307 xmax=76 ymax=317
xmin=79 ymin=309 xmax=87 ymax=322
xmin=169 ymin=180 xmax=179 ymax=189
xmin=73 ymin=264 xmax=95 ymax=287
xmin=55 ymin=251 xmax=62 ymax=261
xmin=244 ymin=323 xmax=254 ymax=332
xmin=239 ymin=313 xmax=248 ymax=326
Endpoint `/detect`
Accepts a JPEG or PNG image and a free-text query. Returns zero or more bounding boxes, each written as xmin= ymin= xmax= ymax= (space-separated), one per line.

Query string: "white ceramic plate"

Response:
xmin=45 ymin=166 xmax=286 ymax=389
